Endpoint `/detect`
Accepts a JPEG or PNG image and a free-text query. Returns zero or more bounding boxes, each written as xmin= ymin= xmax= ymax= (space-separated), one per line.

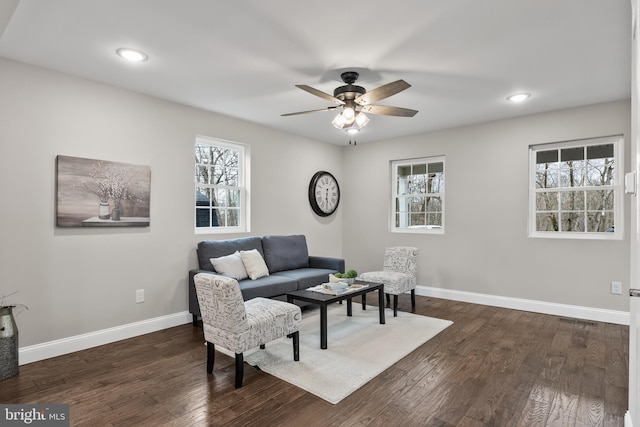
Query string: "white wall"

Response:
xmin=0 ymin=58 xmax=344 ymax=348
xmin=0 ymin=56 xmax=631 ymax=357
xmin=342 ymin=99 xmax=631 ymax=313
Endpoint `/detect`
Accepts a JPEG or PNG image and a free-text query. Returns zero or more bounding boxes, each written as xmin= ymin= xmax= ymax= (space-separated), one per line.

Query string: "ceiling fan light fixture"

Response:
xmin=342 ymin=106 xmax=355 ymax=121
xmin=346 ymin=128 xmax=359 ymax=135
xmin=355 ymin=112 xmax=369 ymax=128
xmin=332 ymin=113 xmax=348 ymax=129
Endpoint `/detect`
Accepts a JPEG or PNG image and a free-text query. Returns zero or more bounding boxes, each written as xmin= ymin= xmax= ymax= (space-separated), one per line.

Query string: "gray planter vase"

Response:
xmin=0 ymin=306 xmax=19 ymax=380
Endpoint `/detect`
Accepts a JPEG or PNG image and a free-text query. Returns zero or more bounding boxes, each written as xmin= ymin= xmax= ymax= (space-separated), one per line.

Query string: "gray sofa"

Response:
xmin=188 ymin=234 xmax=345 ymax=325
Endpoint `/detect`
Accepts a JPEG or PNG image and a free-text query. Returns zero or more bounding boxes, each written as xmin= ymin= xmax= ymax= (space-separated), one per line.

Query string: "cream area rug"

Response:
xmin=218 ymin=304 xmax=452 ymax=404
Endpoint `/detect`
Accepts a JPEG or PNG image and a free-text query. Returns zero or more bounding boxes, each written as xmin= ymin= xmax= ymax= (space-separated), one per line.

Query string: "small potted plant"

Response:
xmin=329 ymin=269 xmax=358 ymax=285
xmin=1 ymin=291 xmax=28 ymax=381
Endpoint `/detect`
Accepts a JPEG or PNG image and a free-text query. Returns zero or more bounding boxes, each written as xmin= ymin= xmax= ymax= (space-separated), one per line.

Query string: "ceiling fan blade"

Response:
xmin=355 ymin=80 xmax=411 ymax=105
xmin=296 ymin=85 xmax=345 ymax=105
xmin=360 ymin=105 xmax=418 ymax=117
xmin=281 ymin=106 xmax=340 ymax=117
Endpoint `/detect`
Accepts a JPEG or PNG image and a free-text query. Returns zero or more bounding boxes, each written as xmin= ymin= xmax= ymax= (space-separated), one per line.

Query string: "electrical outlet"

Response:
xmin=611 ymin=282 xmax=622 ymax=295
xmin=136 ymin=289 xmax=145 ymax=303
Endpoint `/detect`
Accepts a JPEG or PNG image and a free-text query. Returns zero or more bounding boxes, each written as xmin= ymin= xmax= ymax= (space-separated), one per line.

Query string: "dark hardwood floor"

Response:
xmin=0 ymin=296 xmax=629 ymax=426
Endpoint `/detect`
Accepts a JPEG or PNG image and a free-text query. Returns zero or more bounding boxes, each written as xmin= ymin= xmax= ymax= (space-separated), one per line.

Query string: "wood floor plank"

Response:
xmin=1 ymin=296 xmax=629 ymax=426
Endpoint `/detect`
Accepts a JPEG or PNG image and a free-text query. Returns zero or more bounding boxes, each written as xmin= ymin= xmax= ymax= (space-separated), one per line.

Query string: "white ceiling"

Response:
xmin=0 ymin=0 xmax=632 ymax=145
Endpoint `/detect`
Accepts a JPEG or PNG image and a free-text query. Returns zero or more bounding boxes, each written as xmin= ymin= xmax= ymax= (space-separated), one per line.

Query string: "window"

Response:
xmin=391 ymin=156 xmax=445 ymax=233
xmin=195 ymin=136 xmax=248 ymax=233
xmin=529 ymin=135 xmax=623 ymax=239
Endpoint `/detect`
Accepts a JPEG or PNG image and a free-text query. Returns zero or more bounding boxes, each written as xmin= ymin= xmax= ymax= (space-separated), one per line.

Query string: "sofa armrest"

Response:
xmin=308 ymin=256 xmax=345 ymax=272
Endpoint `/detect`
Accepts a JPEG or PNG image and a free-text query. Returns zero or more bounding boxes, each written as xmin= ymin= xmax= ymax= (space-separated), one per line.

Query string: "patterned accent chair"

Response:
xmin=358 ymin=246 xmax=418 ymax=317
xmin=193 ymin=273 xmax=302 ymax=388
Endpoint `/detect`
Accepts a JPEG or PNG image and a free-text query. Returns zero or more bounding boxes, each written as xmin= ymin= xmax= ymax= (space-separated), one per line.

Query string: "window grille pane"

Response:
xmin=409 ymin=198 xmax=425 ymax=213
xmin=587 ymin=211 xmax=614 ymax=232
xmin=587 ymin=144 xmax=614 ymax=159
xmin=428 ymin=173 xmax=444 ymax=193
xmin=427 ymin=213 xmax=442 ymax=226
xmin=397 ymin=165 xmax=411 ymax=176
xmin=412 ymin=163 xmax=427 ymax=175
xmin=560 ymin=212 xmax=585 ymax=232
xmin=409 ymin=175 xmax=426 ymax=194
xmin=425 ymin=196 xmax=442 ymax=212
xmin=536 ymin=150 xmax=558 ymax=164
xmin=559 ymin=162 xmax=585 ymax=187
xmin=195 ymin=208 xmax=211 ymax=228
xmin=560 ymin=191 xmax=585 ymax=211
xmin=586 ymin=158 xmax=614 ymax=186
xmin=536 ymin=192 xmax=558 ymax=211
xmin=409 ymin=213 xmax=426 ymax=226
xmin=536 ymin=162 xmax=559 ymax=188
xmin=536 ymin=212 xmax=558 ymax=231
xmin=561 ymin=147 xmax=584 ymax=162
xmin=586 ymin=189 xmax=614 ymax=211
xmin=428 ymin=162 xmax=444 ymax=174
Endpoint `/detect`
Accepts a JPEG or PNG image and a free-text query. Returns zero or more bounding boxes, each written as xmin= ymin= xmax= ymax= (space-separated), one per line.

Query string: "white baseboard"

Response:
xmin=626 ymin=411 xmax=633 ymax=427
xmin=416 ymin=285 xmax=630 ymax=326
xmin=19 ymin=311 xmax=192 ymax=365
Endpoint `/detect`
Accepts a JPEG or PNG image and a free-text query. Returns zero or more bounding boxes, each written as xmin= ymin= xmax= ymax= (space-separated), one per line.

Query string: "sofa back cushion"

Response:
xmin=197 ymin=237 xmax=263 ymax=271
xmin=262 ymin=235 xmax=309 ymax=273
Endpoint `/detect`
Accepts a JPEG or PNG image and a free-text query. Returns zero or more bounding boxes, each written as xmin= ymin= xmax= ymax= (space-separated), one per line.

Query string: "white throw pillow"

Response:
xmin=240 ymin=249 xmax=270 ymax=280
xmin=210 ymin=251 xmax=248 ymax=280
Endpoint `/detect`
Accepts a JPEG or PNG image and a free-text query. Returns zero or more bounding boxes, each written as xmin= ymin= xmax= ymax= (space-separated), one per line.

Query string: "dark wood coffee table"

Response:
xmin=286 ymin=280 xmax=385 ymax=349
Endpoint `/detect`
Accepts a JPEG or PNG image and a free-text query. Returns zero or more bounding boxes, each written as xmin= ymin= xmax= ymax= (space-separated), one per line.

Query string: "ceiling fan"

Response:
xmin=281 ymin=71 xmax=418 ymax=133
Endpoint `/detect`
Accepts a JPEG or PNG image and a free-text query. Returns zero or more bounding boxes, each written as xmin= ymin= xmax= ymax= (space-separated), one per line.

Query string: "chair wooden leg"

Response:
xmin=235 ymin=352 xmax=244 ymax=388
xmin=386 ymin=293 xmax=391 ymax=307
xmin=206 ymin=342 xmax=215 ymax=373
xmin=292 ymin=331 xmax=300 ymax=361
xmin=260 ymin=344 xmax=265 ymax=349
xmin=411 ymin=289 xmax=416 ymax=310
xmin=393 ymin=295 xmax=399 ymax=317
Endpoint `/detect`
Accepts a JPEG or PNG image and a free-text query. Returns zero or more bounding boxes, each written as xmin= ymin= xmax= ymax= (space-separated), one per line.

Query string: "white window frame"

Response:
xmin=195 ymin=135 xmax=249 ymax=234
xmin=391 ymin=156 xmax=445 ymax=234
xmin=528 ymin=135 xmax=623 ymax=240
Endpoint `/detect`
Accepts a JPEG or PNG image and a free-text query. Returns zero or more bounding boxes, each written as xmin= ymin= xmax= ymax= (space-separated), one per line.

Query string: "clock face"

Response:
xmin=308 ymin=171 xmax=340 ymax=217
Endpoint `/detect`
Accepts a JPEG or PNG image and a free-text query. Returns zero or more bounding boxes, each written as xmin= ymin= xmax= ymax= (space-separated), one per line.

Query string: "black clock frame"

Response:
xmin=308 ymin=171 xmax=340 ymax=217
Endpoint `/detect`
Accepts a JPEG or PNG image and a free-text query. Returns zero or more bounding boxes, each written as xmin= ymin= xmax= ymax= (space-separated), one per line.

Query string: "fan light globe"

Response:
xmin=355 ymin=112 xmax=370 ymax=128
xmin=342 ymin=106 xmax=355 ymax=121
xmin=332 ymin=113 xmax=347 ymax=129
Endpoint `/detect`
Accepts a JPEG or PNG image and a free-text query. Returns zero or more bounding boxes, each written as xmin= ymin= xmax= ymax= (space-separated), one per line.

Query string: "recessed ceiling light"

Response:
xmin=116 ymin=48 xmax=148 ymax=62
xmin=507 ymin=93 xmax=530 ymax=102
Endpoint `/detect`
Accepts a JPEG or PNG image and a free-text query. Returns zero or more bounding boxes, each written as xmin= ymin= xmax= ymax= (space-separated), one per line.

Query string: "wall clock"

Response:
xmin=308 ymin=171 xmax=340 ymax=217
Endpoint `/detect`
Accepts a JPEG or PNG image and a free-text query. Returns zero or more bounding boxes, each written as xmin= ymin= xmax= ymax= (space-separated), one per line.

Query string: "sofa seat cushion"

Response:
xmin=238 ymin=275 xmax=297 ymax=300
xmin=262 ymin=235 xmax=309 ymax=273
xmin=272 ymin=268 xmax=335 ymax=290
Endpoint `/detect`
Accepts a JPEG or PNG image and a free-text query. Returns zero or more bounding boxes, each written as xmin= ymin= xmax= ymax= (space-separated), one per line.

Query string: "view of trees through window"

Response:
xmin=533 ymin=140 xmax=617 ymax=234
xmin=195 ymin=139 xmax=243 ymax=230
xmin=392 ymin=157 xmax=444 ymax=231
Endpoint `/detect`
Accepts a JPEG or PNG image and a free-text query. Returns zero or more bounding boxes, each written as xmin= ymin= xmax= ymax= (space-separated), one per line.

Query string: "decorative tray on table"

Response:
xmin=308 ymin=282 xmax=369 ymax=295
